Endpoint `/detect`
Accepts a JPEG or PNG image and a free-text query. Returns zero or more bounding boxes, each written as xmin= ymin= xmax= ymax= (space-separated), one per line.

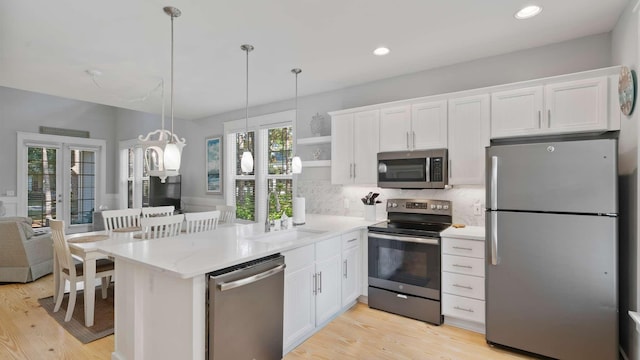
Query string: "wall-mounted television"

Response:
xmin=149 ymin=175 xmax=181 ymax=210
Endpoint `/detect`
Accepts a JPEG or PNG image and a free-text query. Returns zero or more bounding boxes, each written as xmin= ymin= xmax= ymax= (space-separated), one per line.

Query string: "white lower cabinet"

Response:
xmin=441 ymin=228 xmax=486 ymax=333
xmin=283 ymin=235 xmax=344 ymax=353
xmin=341 ymin=230 xmax=361 ymax=306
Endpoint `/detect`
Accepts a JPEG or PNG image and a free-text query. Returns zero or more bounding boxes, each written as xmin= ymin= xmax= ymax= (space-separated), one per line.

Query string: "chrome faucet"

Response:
xmin=265 ymin=190 xmax=281 ymax=232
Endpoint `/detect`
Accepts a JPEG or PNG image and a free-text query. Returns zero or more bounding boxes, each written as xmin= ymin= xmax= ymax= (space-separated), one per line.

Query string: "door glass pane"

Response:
xmin=268 ymin=127 xmax=293 ymax=175
xmin=142 ymin=179 xmax=150 ymax=207
xmin=70 ymin=149 xmax=95 ymax=225
xmin=235 ymin=132 xmax=255 ymax=175
xmin=27 ymin=147 xmax=57 ymax=228
xmin=267 ymin=179 xmax=292 ymax=220
xmin=235 ymin=180 xmax=255 ymax=221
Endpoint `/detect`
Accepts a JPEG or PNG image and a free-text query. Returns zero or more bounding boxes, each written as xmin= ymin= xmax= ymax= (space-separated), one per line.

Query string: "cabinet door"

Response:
xmin=315 ymin=253 xmax=342 ymax=325
xmin=491 ymin=86 xmax=543 ymax=138
xmin=341 ymin=245 xmax=360 ymax=306
xmin=283 ymin=263 xmax=316 ymax=349
xmin=331 ymin=113 xmax=355 ymax=185
xmin=544 ymin=77 xmax=608 ymax=133
xmin=411 ymin=100 xmax=448 ymax=149
xmin=353 ymin=110 xmax=380 ymax=185
xmin=379 ymin=106 xmax=411 ymax=151
xmin=448 ymin=94 xmax=490 ymax=185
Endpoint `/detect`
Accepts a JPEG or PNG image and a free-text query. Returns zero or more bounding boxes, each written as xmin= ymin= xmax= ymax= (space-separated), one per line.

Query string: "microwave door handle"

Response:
xmin=425 ymin=157 xmax=431 ymax=183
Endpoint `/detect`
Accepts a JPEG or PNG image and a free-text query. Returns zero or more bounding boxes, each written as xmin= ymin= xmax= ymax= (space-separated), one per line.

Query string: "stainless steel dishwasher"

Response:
xmin=207 ymin=254 xmax=285 ymax=360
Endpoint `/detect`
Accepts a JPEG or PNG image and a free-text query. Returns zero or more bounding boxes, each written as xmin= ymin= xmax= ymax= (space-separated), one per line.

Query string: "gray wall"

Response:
xmin=612 ymin=3 xmax=639 ymax=359
xmin=0 ymin=86 xmax=118 ymax=194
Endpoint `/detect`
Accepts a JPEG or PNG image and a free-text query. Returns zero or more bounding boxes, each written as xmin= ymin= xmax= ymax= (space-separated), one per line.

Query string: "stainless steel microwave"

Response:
xmin=377 ymin=149 xmax=448 ymax=189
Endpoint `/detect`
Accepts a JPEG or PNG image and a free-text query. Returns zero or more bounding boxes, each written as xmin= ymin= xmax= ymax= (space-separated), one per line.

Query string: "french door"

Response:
xmin=18 ymin=133 xmax=106 ymax=233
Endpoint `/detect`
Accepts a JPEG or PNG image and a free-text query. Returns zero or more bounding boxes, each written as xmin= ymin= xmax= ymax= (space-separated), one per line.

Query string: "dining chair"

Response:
xmin=50 ymin=220 xmax=114 ymax=322
xmin=141 ymin=205 xmax=175 ymax=218
xmin=215 ymin=205 xmax=236 ymax=223
xmin=184 ymin=211 xmax=220 ymax=234
xmin=102 ymin=208 xmax=142 ymax=231
xmin=140 ymin=214 xmax=184 ymax=239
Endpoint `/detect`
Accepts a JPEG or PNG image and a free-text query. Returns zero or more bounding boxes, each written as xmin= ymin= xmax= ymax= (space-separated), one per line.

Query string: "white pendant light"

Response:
xmin=240 ymin=44 xmax=254 ymax=173
xmin=138 ymin=6 xmax=186 ymax=183
xmin=291 ymin=68 xmax=302 ymax=174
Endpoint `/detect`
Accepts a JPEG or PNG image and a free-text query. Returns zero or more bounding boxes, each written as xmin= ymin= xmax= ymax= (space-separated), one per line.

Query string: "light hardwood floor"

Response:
xmin=0 ymin=274 xmax=533 ymax=359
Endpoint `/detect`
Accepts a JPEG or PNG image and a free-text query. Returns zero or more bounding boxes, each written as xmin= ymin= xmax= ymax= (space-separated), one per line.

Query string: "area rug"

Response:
xmin=38 ymin=286 xmax=114 ymax=344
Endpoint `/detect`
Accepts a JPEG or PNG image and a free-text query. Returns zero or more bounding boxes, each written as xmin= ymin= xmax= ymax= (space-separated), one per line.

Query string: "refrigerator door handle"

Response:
xmin=490 ymin=211 xmax=499 ymax=265
xmin=490 ymin=156 xmax=498 ymax=209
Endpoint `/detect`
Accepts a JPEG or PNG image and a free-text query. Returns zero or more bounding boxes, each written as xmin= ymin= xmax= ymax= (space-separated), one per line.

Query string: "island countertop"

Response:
xmin=97 ymin=214 xmax=379 ymax=279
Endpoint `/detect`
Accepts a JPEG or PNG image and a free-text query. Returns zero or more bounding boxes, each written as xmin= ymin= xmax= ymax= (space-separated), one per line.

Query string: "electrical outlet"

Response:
xmin=343 ymin=198 xmax=350 ymax=209
xmin=473 ymin=202 xmax=482 ymax=216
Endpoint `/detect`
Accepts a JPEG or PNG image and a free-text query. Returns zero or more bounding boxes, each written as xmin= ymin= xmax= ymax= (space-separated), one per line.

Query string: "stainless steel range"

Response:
xmin=367 ymin=198 xmax=452 ymax=325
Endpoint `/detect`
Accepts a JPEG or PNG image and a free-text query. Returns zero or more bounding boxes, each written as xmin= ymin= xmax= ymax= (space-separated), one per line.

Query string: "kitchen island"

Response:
xmin=97 ymin=214 xmax=375 ymax=360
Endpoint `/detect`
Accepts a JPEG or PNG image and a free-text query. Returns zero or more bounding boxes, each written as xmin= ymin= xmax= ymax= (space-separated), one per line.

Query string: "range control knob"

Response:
xmin=436 ymin=204 xmax=443 ymax=210
xmin=443 ymin=205 xmax=449 ymax=210
xmin=392 ymin=203 xmax=398 ymax=208
xmin=430 ymin=204 xmax=436 ymax=210
xmin=387 ymin=202 xmax=392 ymax=208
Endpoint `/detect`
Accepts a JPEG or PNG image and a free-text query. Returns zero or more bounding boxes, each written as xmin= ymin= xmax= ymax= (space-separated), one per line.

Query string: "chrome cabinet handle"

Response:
xmin=491 ymin=156 xmax=498 ymax=209
xmin=547 ymin=109 xmax=551 ymax=127
xmin=538 ymin=110 xmax=541 ymax=128
xmin=353 ymin=163 xmax=356 ymax=179
xmin=318 ymin=271 xmax=322 ymax=294
xmin=347 ymin=238 xmax=358 ymax=243
xmin=406 ymin=132 xmax=410 ymax=149
xmin=343 ymin=260 xmax=347 ymax=278
xmin=452 ymin=246 xmax=473 ymax=251
xmin=454 ymin=306 xmax=474 ymax=313
xmin=397 ymin=294 xmax=408 ymax=299
xmin=217 ymin=264 xmax=286 ymax=292
xmin=448 ymin=159 xmax=452 ymax=178
xmin=453 ymin=284 xmax=473 ymax=290
xmin=452 ymin=264 xmax=472 ymax=269
xmin=312 ymin=273 xmax=317 ymax=295
xmin=349 ymin=163 xmax=353 ymax=178
xmin=412 ymin=131 xmax=416 ymax=149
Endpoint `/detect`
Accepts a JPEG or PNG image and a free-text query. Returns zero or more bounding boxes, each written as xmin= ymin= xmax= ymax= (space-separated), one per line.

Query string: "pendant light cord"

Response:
xmin=245 ymin=47 xmax=249 ymax=146
xmin=170 ymin=13 xmax=175 ymax=143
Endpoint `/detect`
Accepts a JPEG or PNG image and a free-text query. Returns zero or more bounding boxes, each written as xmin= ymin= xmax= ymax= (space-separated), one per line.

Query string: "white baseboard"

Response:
xmin=443 ymin=316 xmax=485 ymax=334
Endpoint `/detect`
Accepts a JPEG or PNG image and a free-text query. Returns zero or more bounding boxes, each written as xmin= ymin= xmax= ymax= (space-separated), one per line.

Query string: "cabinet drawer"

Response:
xmin=442 ymin=237 xmax=484 ymax=259
xmin=442 ymin=255 xmax=484 ymax=277
xmin=283 ymin=244 xmax=315 ymax=273
xmin=442 ymin=294 xmax=485 ymax=324
xmin=442 ymin=272 xmax=485 ymax=300
xmin=341 ymin=230 xmax=360 ymax=250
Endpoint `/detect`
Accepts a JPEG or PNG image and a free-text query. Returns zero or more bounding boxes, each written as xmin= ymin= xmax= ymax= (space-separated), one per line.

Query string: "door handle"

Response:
xmin=217 ymin=263 xmax=286 ymax=292
xmin=538 ymin=110 xmax=541 ymax=128
xmin=491 ymin=211 xmax=499 ymax=265
xmin=406 ymin=132 xmax=410 ymax=149
xmin=397 ymin=294 xmax=408 ymax=299
xmin=412 ymin=131 xmax=415 ymax=149
xmin=425 ymin=157 xmax=431 ymax=183
xmin=490 ymin=156 xmax=498 ymax=209
xmin=353 ymin=164 xmax=356 ymax=179
xmin=343 ymin=260 xmax=348 ymax=278
xmin=312 ymin=273 xmax=317 ymax=295
xmin=448 ymin=159 xmax=452 ymax=179
xmin=547 ymin=109 xmax=551 ymax=127
xmin=318 ymin=271 xmax=322 ymax=294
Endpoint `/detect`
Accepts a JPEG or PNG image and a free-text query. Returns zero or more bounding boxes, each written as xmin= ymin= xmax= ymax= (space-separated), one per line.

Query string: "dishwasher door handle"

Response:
xmin=217 ymin=263 xmax=286 ymax=292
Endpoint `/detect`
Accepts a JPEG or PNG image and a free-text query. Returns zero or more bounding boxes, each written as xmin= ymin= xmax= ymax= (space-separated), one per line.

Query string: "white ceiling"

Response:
xmin=0 ymin=0 xmax=629 ymax=120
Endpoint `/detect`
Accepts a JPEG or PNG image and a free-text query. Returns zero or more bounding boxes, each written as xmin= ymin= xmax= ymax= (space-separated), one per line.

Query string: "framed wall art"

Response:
xmin=206 ymin=136 xmax=222 ymax=193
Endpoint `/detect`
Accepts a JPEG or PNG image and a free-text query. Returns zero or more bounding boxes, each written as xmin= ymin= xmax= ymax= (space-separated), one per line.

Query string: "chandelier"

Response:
xmin=138 ymin=6 xmax=186 ymax=183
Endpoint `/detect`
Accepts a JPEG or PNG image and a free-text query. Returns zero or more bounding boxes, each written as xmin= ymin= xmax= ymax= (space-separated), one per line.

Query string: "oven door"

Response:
xmin=368 ymin=231 xmax=441 ymax=300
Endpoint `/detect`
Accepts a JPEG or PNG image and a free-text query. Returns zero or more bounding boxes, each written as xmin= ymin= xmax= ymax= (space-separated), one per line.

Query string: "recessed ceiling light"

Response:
xmin=373 ymin=47 xmax=390 ymax=56
xmin=515 ymin=5 xmax=542 ymax=20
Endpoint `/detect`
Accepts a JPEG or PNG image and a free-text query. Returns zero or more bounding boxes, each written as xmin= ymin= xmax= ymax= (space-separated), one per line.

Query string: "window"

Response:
xmin=119 ymin=141 xmax=149 ymax=209
xmin=225 ymin=110 xmax=296 ymax=224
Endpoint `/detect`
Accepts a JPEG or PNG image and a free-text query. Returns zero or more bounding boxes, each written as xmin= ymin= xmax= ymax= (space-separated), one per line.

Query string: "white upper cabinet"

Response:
xmin=491 ymin=76 xmax=610 ymax=139
xmin=448 ymin=94 xmax=490 ymax=185
xmin=491 ymin=86 xmax=544 ymax=138
xmin=379 ymin=101 xmax=447 ymax=152
xmin=411 ymin=100 xmax=448 ymax=150
xmin=544 ymin=77 xmax=608 ymax=132
xmin=331 ymin=110 xmax=379 ymax=185
xmin=379 ymin=106 xmax=411 ymax=152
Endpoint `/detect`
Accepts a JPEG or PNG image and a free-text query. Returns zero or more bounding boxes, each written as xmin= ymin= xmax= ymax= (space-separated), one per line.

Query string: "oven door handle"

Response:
xmin=369 ymin=232 xmax=439 ymax=245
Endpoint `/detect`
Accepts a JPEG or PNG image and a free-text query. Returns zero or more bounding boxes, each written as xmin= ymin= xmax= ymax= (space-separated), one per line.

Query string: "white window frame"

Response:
xmin=118 ymin=139 xmax=146 ymax=209
xmin=17 ymin=132 xmax=106 ymax=233
xmin=224 ymin=110 xmax=295 ymax=224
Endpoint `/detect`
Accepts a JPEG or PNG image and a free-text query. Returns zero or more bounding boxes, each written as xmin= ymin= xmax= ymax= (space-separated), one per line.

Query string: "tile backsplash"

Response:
xmin=296 ymin=180 xmax=486 ymax=226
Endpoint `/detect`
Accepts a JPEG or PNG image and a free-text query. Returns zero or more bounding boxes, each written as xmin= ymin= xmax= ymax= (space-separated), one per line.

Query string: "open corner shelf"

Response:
xmin=297 ymin=136 xmax=331 ymax=145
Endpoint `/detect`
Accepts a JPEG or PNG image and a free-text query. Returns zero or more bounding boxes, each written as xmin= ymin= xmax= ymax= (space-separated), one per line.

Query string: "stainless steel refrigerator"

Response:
xmin=485 ymin=138 xmax=618 ymax=360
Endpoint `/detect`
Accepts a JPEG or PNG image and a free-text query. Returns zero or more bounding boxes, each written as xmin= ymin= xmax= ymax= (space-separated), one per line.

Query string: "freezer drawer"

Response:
xmin=486 ymin=211 xmax=617 ymax=360
xmin=486 ymin=138 xmax=617 ymax=214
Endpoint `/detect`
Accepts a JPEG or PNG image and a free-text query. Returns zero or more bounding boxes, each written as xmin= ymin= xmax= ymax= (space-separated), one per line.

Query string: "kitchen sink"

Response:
xmin=246 ymin=228 xmax=326 ymax=244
